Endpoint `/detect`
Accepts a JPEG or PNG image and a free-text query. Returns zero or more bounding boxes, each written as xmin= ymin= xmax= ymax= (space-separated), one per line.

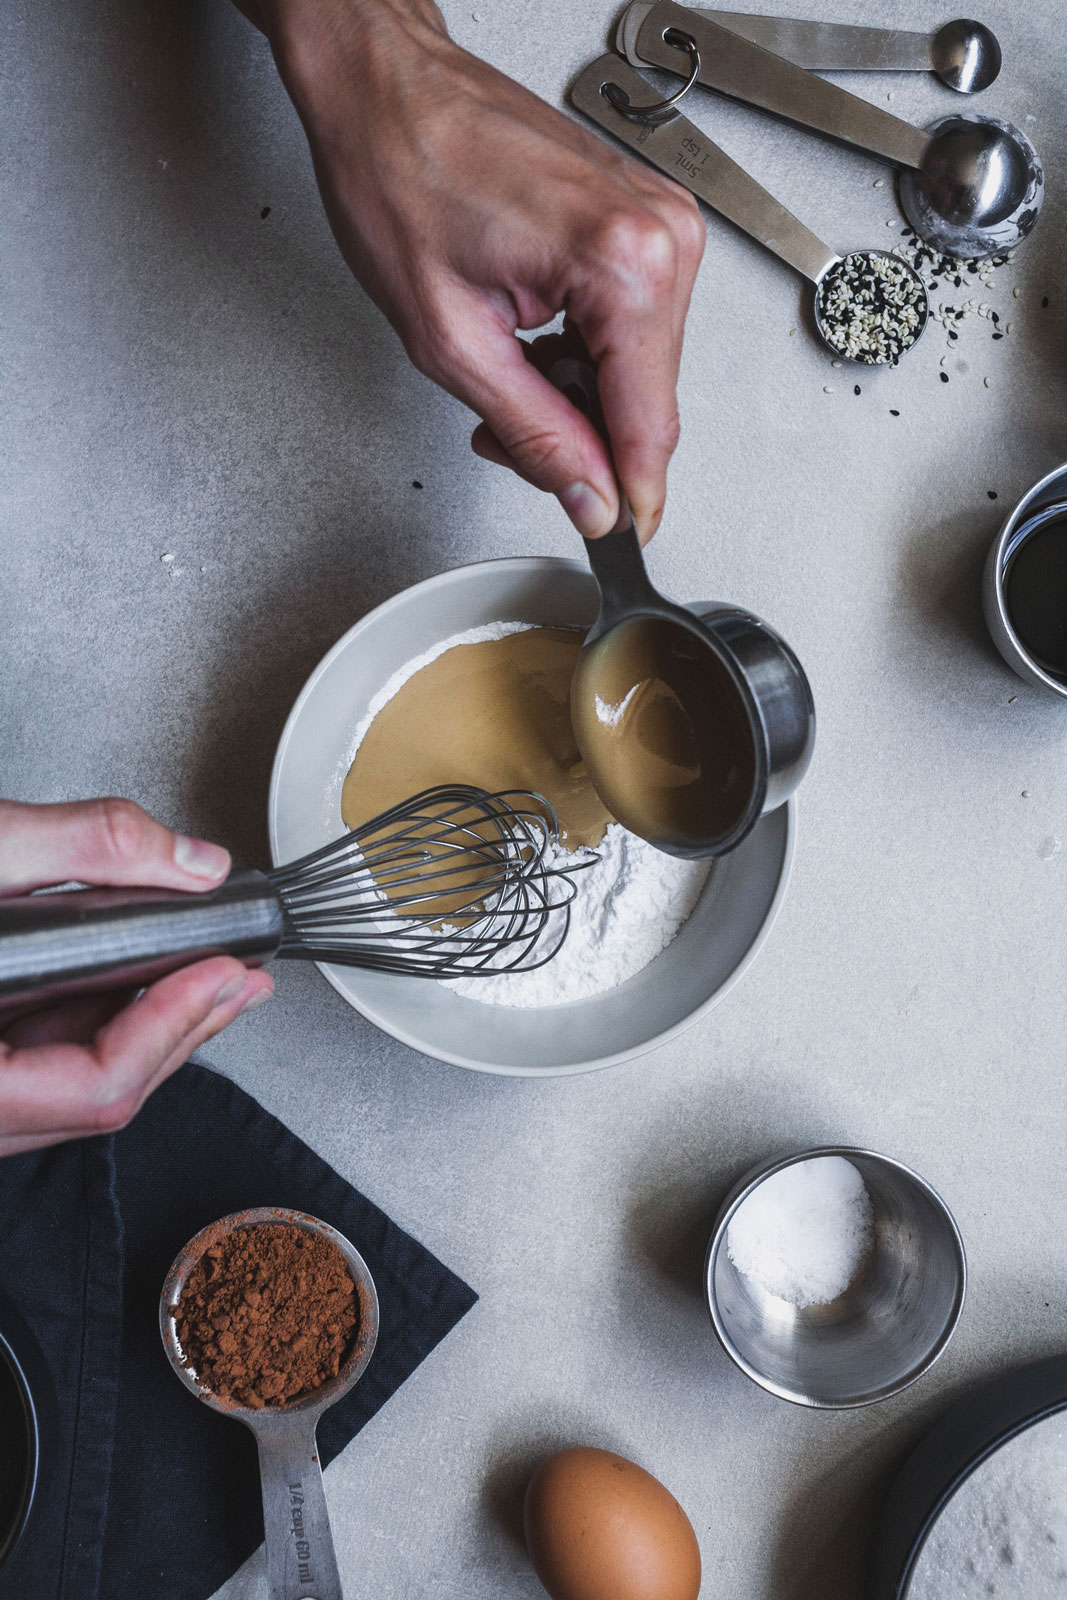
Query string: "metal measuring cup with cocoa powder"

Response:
xmin=161 ymin=1208 xmax=379 ymax=1600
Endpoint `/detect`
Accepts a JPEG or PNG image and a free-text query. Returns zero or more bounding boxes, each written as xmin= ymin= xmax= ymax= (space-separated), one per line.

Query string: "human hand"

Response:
xmin=256 ymin=0 xmax=704 ymax=542
xmin=0 ymin=799 xmax=273 ymax=1156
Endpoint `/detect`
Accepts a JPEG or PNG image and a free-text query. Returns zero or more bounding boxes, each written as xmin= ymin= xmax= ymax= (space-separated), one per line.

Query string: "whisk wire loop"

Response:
xmin=269 ymin=786 xmax=595 ymax=979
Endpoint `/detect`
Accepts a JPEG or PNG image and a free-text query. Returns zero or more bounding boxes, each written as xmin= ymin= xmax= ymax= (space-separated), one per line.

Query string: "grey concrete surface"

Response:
xmin=3 ymin=0 xmax=1067 ymax=1595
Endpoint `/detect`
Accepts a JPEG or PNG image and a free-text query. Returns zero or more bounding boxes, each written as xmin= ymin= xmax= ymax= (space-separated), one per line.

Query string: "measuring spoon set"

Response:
xmin=574 ymin=3 xmax=1044 ymax=363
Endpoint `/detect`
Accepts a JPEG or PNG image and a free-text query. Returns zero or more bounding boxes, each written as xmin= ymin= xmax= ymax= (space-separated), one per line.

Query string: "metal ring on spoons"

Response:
xmin=603 ymin=26 xmax=701 ymax=122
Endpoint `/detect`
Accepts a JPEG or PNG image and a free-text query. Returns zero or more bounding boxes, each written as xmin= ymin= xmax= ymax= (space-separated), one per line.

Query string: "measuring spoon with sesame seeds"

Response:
xmin=161 ymin=1208 xmax=380 ymax=1600
xmin=572 ymin=53 xmax=929 ymax=365
xmin=630 ymin=1 xmax=1042 ymax=259
xmin=616 ymin=6 xmax=1002 ymax=95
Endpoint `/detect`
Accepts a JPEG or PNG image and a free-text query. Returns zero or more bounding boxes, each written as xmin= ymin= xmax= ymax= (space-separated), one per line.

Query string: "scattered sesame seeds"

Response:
xmin=816 ymin=252 xmax=926 ymax=365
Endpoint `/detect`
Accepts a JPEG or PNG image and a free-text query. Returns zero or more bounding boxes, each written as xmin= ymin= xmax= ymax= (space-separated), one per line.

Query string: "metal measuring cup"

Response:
xmin=549 ymin=356 xmax=815 ymax=858
xmin=160 ymin=1208 xmax=379 ymax=1600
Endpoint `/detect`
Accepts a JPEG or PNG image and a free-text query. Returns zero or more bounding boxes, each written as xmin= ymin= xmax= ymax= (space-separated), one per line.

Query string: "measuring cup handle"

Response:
xmin=547 ymin=354 xmax=660 ymax=625
xmin=254 ymin=1414 xmax=343 ymax=1600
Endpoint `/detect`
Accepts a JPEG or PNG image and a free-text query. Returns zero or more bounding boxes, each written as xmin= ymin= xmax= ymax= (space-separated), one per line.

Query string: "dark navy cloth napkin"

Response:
xmin=0 ymin=1061 xmax=477 ymax=1600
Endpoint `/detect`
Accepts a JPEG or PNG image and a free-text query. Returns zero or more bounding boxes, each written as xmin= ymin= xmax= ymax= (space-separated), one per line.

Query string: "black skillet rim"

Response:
xmin=867 ymin=1351 xmax=1067 ymax=1599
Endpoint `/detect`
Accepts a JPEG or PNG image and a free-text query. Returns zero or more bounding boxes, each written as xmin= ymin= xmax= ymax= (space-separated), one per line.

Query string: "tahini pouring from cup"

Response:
xmin=549 ymin=356 xmax=815 ymax=859
xmin=161 ymin=1207 xmax=379 ymax=1600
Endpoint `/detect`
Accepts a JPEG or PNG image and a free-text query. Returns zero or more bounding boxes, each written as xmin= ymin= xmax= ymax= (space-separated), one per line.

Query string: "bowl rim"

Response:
xmin=703 ymin=1145 xmax=967 ymax=1409
xmin=0 ymin=1327 xmax=40 ymax=1569
xmin=268 ymin=553 xmax=796 ymax=1076
xmin=984 ymin=461 xmax=1067 ymax=699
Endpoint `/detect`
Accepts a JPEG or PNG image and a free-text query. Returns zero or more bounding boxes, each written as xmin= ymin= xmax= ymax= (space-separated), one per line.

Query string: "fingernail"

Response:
xmin=559 ymin=481 xmax=615 ymax=539
xmin=174 ymin=834 xmax=230 ymax=879
xmin=238 ymin=988 xmax=272 ymax=1016
xmin=213 ymin=976 xmax=248 ymax=1008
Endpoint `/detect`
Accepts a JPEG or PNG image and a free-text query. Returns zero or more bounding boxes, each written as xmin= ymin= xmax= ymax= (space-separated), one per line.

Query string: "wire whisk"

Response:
xmin=273 ymin=785 xmax=592 ymax=977
xmin=0 ymin=786 xmax=596 ymax=1011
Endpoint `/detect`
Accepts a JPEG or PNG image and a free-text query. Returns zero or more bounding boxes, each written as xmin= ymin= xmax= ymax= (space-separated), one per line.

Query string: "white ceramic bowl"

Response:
xmin=268 ymin=557 xmax=795 ymax=1076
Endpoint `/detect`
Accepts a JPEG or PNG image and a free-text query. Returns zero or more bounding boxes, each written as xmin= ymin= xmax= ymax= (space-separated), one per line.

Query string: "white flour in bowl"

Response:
xmin=907 ymin=1411 xmax=1067 ymax=1599
xmin=340 ymin=621 xmax=710 ymax=1008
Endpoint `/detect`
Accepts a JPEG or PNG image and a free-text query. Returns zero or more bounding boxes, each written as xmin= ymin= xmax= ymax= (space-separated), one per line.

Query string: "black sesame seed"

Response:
xmin=954 ymin=275 xmax=962 ymax=287
xmin=988 ymin=491 xmax=998 ymax=500
xmin=260 ymin=206 xmax=271 ymax=219
xmin=412 ymin=480 xmax=423 ymax=489
xmin=992 ymin=332 xmax=1003 ymax=340
xmin=948 ymin=330 xmax=959 ymax=340
xmin=1042 ymin=295 xmax=1050 ymax=308
xmin=890 ymin=409 xmax=900 ymax=416
xmin=991 ymin=312 xmax=1000 ymax=324
xmin=854 ymin=385 xmax=861 ymax=395
xmin=940 ymin=371 xmax=949 ymax=383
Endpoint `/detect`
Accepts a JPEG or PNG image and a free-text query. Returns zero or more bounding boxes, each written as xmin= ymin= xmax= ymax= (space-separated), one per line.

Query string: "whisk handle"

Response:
xmin=0 ymin=870 xmax=284 ymax=1012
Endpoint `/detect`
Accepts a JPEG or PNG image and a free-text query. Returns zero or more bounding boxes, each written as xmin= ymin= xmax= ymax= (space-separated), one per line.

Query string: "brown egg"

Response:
xmin=523 ymin=1447 xmax=702 ymax=1600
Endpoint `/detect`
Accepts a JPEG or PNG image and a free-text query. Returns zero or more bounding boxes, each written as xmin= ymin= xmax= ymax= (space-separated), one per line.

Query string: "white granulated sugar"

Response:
xmin=726 ymin=1157 xmax=873 ymax=1307
xmin=448 ymin=823 xmax=709 ymax=1007
xmin=908 ymin=1412 xmax=1067 ymax=1599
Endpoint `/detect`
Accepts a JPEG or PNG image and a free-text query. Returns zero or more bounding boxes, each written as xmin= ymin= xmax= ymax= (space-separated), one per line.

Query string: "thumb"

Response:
xmin=465 ymin=336 xmax=620 ymax=539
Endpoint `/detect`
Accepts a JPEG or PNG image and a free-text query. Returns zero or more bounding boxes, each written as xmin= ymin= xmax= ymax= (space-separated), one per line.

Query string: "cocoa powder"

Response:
xmin=172 ymin=1222 xmax=359 ymax=1409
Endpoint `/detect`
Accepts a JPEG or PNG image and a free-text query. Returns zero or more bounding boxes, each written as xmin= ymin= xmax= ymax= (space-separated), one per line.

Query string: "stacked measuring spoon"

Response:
xmin=573 ymin=4 xmax=1043 ymax=362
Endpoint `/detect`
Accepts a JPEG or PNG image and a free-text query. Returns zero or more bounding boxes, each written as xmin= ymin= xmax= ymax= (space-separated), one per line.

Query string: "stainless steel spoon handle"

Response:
xmin=571 ymin=54 xmax=838 ymax=284
xmin=254 ymin=1413 xmax=343 ymax=1600
xmin=635 ymin=0 xmax=931 ymax=168
xmin=620 ymin=5 xmax=938 ymax=73
xmin=0 ymin=870 xmax=284 ymax=1011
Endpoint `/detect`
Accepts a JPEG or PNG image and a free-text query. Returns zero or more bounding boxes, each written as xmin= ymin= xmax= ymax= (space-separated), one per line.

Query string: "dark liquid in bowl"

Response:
xmin=1004 ymin=513 xmax=1067 ymax=681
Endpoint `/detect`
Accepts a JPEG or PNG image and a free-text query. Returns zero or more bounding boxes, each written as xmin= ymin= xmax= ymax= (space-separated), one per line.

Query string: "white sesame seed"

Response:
xmin=873 ymin=178 xmax=884 ymax=188
xmin=161 ymin=552 xmax=175 ymax=563
xmin=823 ymin=385 xmax=834 ymax=393
xmin=984 ymin=376 xmax=991 ymax=387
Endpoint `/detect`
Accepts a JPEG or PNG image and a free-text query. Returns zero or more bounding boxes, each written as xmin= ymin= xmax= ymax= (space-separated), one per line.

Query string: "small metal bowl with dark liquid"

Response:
xmin=984 ymin=465 xmax=1067 ymax=698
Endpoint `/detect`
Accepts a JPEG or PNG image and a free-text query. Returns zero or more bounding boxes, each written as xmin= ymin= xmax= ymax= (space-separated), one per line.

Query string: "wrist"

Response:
xmin=260 ymin=0 xmax=450 ymax=104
